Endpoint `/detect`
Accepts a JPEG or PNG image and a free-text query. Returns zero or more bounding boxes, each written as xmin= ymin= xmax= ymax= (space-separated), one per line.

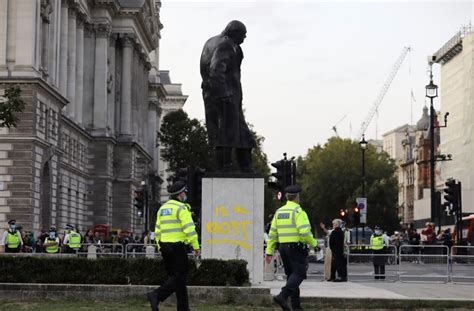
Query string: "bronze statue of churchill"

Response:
xmin=200 ymin=20 xmax=256 ymax=172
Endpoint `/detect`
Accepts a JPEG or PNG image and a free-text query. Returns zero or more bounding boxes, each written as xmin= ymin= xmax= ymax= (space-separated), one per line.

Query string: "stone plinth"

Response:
xmin=201 ymin=176 xmax=264 ymax=285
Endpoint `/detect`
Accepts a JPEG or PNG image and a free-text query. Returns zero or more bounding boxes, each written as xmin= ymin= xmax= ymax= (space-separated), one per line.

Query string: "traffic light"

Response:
xmin=444 ymin=179 xmax=459 ymax=213
xmin=352 ymin=206 xmax=360 ymax=226
xmin=269 ymin=159 xmax=287 ymax=201
xmin=339 ymin=209 xmax=348 ymax=222
xmin=134 ymin=188 xmax=145 ymax=217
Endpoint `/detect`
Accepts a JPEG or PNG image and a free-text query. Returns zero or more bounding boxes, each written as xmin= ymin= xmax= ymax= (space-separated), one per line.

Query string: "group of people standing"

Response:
xmin=1 ymin=220 xmax=82 ymax=254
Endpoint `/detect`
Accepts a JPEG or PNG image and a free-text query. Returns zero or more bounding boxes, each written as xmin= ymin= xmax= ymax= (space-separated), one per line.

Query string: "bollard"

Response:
xmin=87 ymin=245 xmax=97 ymax=259
xmin=146 ymin=245 xmax=155 ymax=258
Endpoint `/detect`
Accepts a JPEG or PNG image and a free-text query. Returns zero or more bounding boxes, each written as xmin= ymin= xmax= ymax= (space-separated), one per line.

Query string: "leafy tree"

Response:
xmin=0 ymin=86 xmax=25 ymax=128
xmin=249 ymin=128 xmax=276 ymax=223
xmin=158 ymin=109 xmax=213 ymax=176
xmin=298 ymin=137 xmax=400 ymax=234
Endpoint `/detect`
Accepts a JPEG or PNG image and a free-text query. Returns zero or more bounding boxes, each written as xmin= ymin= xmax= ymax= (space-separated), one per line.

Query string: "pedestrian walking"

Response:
xmin=147 ymin=181 xmax=200 ymax=311
xmin=1 ymin=219 xmax=23 ymax=253
xmin=265 ymin=185 xmax=319 ymax=311
xmin=329 ymin=219 xmax=347 ymax=282
xmin=370 ymin=225 xmax=389 ymax=280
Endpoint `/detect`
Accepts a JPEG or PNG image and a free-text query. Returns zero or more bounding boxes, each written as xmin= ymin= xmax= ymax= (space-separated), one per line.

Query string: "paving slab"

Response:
xmin=261 ymin=280 xmax=474 ymax=301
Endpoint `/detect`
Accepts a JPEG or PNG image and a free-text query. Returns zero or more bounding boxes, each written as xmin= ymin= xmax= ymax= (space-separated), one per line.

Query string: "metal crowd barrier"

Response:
xmin=76 ymin=243 xmax=124 ymax=258
xmin=347 ymin=244 xmax=398 ymax=281
xmin=125 ymin=243 xmax=160 ymax=258
xmin=450 ymin=246 xmax=474 ymax=283
xmin=306 ymin=247 xmax=326 ymax=281
xmin=399 ymin=245 xmax=449 ymax=283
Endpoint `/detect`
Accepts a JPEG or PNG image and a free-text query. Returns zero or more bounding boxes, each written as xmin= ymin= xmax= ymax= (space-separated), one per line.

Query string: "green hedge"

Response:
xmin=0 ymin=257 xmax=249 ymax=286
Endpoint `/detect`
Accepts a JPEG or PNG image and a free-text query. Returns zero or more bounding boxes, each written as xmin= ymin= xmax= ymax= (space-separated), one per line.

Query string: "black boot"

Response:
xmin=146 ymin=291 xmax=159 ymax=311
xmin=273 ymin=294 xmax=291 ymax=311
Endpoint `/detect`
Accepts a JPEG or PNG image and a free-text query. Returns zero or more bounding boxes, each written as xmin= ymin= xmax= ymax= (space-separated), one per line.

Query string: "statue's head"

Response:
xmin=222 ymin=20 xmax=247 ymax=45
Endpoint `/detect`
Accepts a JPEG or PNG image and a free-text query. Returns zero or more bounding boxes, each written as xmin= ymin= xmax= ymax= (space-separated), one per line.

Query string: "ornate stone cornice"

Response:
xmin=84 ymin=23 xmax=94 ymax=37
xmin=121 ymin=34 xmax=135 ymax=48
xmin=94 ymin=23 xmax=111 ymax=38
xmin=68 ymin=4 xmax=78 ymax=18
xmin=76 ymin=12 xmax=87 ymax=28
xmin=40 ymin=0 xmax=53 ymax=23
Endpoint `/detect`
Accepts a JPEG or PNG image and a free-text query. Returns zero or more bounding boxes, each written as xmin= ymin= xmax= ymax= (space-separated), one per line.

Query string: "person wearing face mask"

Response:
xmin=44 ymin=226 xmax=60 ymax=254
xmin=2 ymin=219 xmax=23 ymax=253
xmin=147 ymin=180 xmax=200 ymax=311
xmin=370 ymin=225 xmax=389 ymax=280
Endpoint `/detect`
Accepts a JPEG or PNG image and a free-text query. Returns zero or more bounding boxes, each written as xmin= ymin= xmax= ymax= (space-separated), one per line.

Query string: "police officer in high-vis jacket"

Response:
xmin=371 ymin=225 xmax=388 ymax=280
xmin=147 ymin=181 xmax=200 ymax=311
xmin=2 ymin=219 xmax=23 ymax=253
xmin=44 ymin=226 xmax=60 ymax=254
xmin=265 ymin=185 xmax=318 ymax=311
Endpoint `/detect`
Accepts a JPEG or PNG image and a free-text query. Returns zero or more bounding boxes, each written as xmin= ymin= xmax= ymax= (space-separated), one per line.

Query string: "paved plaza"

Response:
xmin=263 ymin=280 xmax=474 ymax=301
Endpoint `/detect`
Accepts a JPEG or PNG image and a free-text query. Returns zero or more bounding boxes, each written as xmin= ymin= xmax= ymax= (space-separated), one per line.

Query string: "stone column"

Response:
xmin=82 ymin=23 xmax=95 ymax=128
xmin=75 ymin=15 xmax=85 ymax=126
xmin=107 ymin=35 xmax=116 ymax=135
xmin=67 ymin=7 xmax=77 ymax=119
xmin=59 ymin=0 xmax=68 ymax=96
xmin=93 ymin=23 xmax=110 ymax=133
xmin=120 ymin=35 xmax=133 ymax=138
xmin=40 ymin=1 xmax=52 ymax=79
xmin=6 ymin=0 xmax=17 ymax=75
xmin=147 ymin=102 xmax=157 ymax=158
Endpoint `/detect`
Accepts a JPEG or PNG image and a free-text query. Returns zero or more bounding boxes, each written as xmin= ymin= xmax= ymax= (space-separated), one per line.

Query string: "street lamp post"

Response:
xmin=426 ymin=64 xmax=438 ymax=228
xmin=358 ymin=134 xmax=368 ymax=245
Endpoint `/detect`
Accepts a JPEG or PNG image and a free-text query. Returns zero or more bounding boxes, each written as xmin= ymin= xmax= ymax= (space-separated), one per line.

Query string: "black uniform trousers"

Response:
xmin=279 ymin=243 xmax=308 ymax=309
xmin=330 ymin=252 xmax=347 ymax=280
xmin=373 ymin=248 xmax=386 ymax=279
xmin=5 ymin=247 xmax=20 ymax=253
xmin=153 ymin=242 xmax=189 ymax=311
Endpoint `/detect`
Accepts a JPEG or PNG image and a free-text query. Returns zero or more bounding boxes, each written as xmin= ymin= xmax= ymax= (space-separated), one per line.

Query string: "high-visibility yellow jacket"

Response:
xmin=6 ymin=231 xmax=21 ymax=249
xmin=265 ymin=201 xmax=317 ymax=256
xmin=45 ymin=238 xmax=59 ymax=253
xmin=155 ymin=199 xmax=199 ymax=250
xmin=67 ymin=231 xmax=81 ymax=249
xmin=370 ymin=234 xmax=384 ymax=250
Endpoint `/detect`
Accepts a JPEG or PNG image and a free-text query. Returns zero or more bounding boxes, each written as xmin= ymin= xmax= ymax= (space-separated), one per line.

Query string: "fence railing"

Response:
xmin=450 ymin=246 xmax=474 ymax=283
xmin=398 ymin=245 xmax=450 ymax=283
xmin=347 ymin=244 xmax=398 ymax=281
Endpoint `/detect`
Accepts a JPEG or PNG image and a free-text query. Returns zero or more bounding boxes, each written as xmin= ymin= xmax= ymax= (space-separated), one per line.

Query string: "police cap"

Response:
xmin=285 ymin=185 xmax=302 ymax=194
xmin=168 ymin=180 xmax=187 ymax=195
xmin=7 ymin=219 xmax=16 ymax=225
xmin=65 ymin=224 xmax=74 ymax=230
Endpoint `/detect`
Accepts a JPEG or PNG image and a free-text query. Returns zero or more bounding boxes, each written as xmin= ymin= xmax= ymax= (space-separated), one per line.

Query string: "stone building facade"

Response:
xmin=434 ymin=26 xmax=474 ymax=219
xmin=0 ymin=0 xmax=186 ymax=234
xmin=383 ymin=107 xmax=443 ymax=227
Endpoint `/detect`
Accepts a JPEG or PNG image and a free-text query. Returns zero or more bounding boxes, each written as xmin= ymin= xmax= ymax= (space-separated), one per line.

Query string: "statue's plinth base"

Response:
xmin=201 ymin=176 xmax=264 ymax=285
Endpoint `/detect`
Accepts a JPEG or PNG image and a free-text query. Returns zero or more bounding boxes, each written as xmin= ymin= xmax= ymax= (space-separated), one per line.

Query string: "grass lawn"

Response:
xmin=1 ymin=298 xmax=473 ymax=310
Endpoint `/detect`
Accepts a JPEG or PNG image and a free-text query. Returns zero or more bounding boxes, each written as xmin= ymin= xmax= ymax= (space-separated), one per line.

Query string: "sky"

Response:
xmin=159 ymin=0 xmax=473 ymax=163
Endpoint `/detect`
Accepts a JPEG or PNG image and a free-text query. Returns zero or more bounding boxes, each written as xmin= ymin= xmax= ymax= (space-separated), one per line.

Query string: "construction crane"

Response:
xmin=331 ymin=114 xmax=347 ymax=137
xmin=357 ymin=46 xmax=411 ymax=140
